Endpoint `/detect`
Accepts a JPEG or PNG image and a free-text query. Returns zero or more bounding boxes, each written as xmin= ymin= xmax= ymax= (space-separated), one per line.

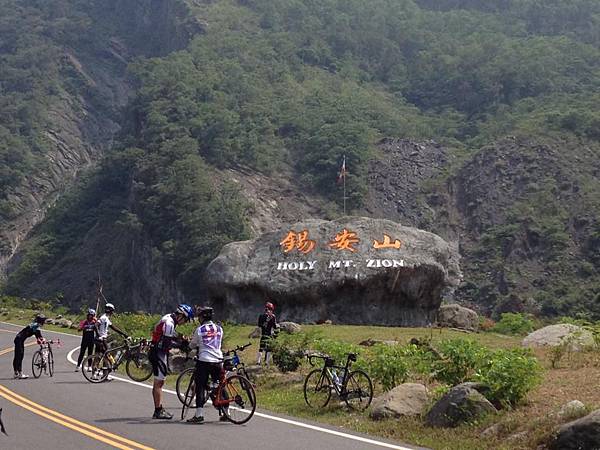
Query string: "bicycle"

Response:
xmin=303 ymin=352 xmax=373 ymax=410
xmin=176 ymin=343 xmax=254 ymax=406
xmin=178 ymin=350 xmax=256 ymax=424
xmin=32 ymin=339 xmax=60 ymax=378
xmin=82 ymin=337 xmax=152 ymax=383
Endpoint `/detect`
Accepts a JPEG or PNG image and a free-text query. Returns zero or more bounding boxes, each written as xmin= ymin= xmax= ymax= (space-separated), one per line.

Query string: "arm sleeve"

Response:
xmin=34 ymin=328 xmax=42 ymax=339
xmin=258 ymin=314 xmax=265 ymax=327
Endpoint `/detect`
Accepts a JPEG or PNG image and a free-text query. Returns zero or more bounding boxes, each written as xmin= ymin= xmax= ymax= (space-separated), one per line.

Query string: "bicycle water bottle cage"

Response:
xmin=325 ymin=357 xmax=334 ymax=367
xmin=223 ymin=356 xmax=236 ymax=371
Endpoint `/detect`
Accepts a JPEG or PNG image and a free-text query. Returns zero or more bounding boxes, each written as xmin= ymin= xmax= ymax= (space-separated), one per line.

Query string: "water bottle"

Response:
xmin=331 ymin=369 xmax=341 ymax=387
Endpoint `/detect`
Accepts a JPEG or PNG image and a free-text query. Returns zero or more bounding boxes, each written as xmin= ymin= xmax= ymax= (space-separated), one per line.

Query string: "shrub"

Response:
xmin=479 ymin=317 xmax=496 ymax=332
xmin=368 ymin=344 xmax=410 ymax=391
xmin=432 ymin=339 xmax=490 ymax=385
xmin=475 ymin=348 xmax=543 ymax=408
xmin=492 ymin=312 xmax=534 ymax=336
xmin=271 ymin=330 xmax=322 ymax=373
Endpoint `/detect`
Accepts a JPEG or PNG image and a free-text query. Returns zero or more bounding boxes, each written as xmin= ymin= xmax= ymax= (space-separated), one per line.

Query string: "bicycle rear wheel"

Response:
xmin=176 ymin=368 xmax=195 ymax=406
xmin=31 ymin=351 xmax=43 ymax=378
xmin=82 ymin=353 xmax=111 ymax=383
xmin=303 ymin=369 xmax=332 ymax=408
xmin=47 ymin=349 xmax=54 ymax=377
xmin=222 ymin=375 xmax=256 ymax=425
xmin=180 ymin=377 xmax=196 ymax=421
xmin=343 ymin=370 xmax=373 ymax=410
xmin=125 ymin=351 xmax=153 ymax=382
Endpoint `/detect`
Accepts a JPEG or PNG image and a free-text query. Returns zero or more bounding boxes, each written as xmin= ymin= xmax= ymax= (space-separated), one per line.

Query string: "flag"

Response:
xmin=336 ymin=155 xmax=347 ymax=184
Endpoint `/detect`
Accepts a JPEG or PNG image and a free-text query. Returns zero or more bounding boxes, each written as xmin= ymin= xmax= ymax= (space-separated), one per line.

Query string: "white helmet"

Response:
xmin=88 ymin=308 xmax=96 ymax=316
xmin=105 ymin=303 xmax=115 ymax=313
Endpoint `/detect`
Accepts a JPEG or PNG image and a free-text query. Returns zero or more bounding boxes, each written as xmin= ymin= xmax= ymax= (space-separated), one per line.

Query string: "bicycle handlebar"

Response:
xmin=307 ymin=352 xmax=357 ymax=366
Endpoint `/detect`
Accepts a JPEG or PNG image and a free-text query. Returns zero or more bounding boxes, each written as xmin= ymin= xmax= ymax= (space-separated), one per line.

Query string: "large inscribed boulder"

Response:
xmin=205 ymin=217 xmax=461 ymax=325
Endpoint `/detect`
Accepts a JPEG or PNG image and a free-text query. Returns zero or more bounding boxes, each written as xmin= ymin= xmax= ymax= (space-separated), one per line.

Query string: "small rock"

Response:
xmin=248 ymin=327 xmax=261 ymax=339
xmin=279 ymin=322 xmax=302 ymax=334
xmin=324 ymin=320 xmax=332 ymax=325
xmin=506 ymin=431 xmax=529 ymax=443
xmin=558 ymin=400 xmax=587 ymax=420
xmin=425 ymin=383 xmax=497 ymax=428
xmin=551 ymin=408 xmax=600 ymax=449
xmin=370 ymin=383 xmax=429 ymax=420
xmin=435 ymin=304 xmax=479 ymax=331
xmin=481 ymin=423 xmax=504 ymax=438
xmin=523 ymin=324 xmax=594 ymax=350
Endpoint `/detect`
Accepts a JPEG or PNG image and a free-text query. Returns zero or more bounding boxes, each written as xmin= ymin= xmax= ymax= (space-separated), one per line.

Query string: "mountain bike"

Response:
xmin=303 ymin=352 xmax=373 ymax=410
xmin=82 ymin=337 xmax=152 ymax=383
xmin=178 ymin=349 xmax=256 ymax=424
xmin=176 ymin=343 xmax=254 ymax=406
xmin=32 ymin=339 xmax=60 ymax=378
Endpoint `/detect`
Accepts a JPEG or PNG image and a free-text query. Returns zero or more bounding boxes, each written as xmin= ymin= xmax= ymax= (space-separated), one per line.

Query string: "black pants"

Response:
xmin=77 ymin=334 xmax=95 ymax=366
xmin=13 ymin=337 xmax=25 ymax=373
xmin=194 ymin=360 xmax=222 ymax=409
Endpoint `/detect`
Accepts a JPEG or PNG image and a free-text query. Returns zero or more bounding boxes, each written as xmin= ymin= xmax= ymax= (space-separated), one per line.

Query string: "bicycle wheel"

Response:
xmin=47 ymin=349 xmax=54 ymax=377
xmin=344 ymin=370 xmax=373 ymax=410
xmin=222 ymin=375 xmax=256 ymax=425
xmin=176 ymin=368 xmax=195 ymax=406
xmin=82 ymin=353 xmax=111 ymax=383
xmin=126 ymin=351 xmax=153 ymax=382
xmin=32 ymin=350 xmax=43 ymax=378
xmin=303 ymin=369 xmax=332 ymax=408
xmin=180 ymin=376 xmax=196 ymax=421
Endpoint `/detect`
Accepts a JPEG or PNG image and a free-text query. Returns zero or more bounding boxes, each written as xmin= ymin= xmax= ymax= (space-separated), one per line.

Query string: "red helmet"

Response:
xmin=265 ymin=302 xmax=275 ymax=311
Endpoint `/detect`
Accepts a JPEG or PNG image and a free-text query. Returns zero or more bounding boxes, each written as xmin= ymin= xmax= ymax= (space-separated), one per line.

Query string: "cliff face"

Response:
xmin=0 ymin=0 xmax=200 ymax=279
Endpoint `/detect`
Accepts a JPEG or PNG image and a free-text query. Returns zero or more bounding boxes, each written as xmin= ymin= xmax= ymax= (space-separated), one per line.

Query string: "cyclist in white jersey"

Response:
xmin=187 ymin=306 xmax=225 ymax=424
xmin=95 ymin=303 xmax=127 ymax=355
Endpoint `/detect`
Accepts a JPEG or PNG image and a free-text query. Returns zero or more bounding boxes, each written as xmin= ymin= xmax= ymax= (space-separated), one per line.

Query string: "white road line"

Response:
xmin=65 ymin=346 xmax=418 ymax=450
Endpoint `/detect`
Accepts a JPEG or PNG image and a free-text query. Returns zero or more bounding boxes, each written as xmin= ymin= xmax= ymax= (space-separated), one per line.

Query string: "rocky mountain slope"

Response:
xmin=1 ymin=0 xmax=599 ymax=319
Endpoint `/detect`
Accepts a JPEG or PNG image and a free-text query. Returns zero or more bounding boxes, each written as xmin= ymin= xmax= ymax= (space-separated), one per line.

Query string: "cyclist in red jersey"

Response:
xmin=149 ymin=304 xmax=194 ymax=419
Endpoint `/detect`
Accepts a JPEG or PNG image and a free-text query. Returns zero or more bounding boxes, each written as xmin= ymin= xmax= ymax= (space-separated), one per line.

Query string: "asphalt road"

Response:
xmin=0 ymin=323 xmax=426 ymax=450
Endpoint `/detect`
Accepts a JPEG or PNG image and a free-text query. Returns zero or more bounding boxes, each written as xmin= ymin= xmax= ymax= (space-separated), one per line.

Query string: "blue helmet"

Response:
xmin=176 ymin=304 xmax=194 ymax=321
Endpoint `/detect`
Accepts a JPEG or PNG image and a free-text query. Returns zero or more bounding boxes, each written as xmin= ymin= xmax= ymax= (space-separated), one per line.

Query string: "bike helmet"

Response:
xmin=265 ymin=301 xmax=275 ymax=311
xmin=175 ymin=304 xmax=194 ymax=321
xmin=198 ymin=306 xmax=214 ymax=320
xmin=35 ymin=314 xmax=47 ymax=324
xmin=105 ymin=303 xmax=115 ymax=313
xmin=88 ymin=308 xmax=96 ymax=316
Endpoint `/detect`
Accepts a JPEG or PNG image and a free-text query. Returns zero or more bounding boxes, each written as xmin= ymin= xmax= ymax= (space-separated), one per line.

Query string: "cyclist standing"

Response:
xmin=13 ymin=314 xmax=46 ymax=379
xmin=257 ymin=301 xmax=278 ymax=366
xmin=187 ymin=306 xmax=225 ymax=424
xmin=149 ymin=304 xmax=194 ymax=420
xmin=75 ymin=309 xmax=98 ymax=372
xmin=96 ymin=303 xmax=128 ymax=355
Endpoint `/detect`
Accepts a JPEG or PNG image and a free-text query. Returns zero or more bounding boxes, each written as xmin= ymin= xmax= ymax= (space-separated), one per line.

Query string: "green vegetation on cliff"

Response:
xmin=2 ymin=0 xmax=600 ymax=315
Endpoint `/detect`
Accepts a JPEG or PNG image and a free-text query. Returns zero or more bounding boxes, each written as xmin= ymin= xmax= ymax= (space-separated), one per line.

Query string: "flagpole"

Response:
xmin=343 ymin=155 xmax=346 ymax=216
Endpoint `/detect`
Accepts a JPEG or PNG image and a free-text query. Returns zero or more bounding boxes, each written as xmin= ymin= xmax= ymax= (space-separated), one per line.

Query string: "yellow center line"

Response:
xmin=0 ymin=344 xmax=155 ymax=450
xmin=0 ymin=385 xmax=155 ymax=450
xmin=0 ymin=342 xmax=36 ymax=356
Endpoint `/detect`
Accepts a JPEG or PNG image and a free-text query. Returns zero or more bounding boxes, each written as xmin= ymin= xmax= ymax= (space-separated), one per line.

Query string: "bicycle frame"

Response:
xmin=309 ymin=353 xmax=356 ymax=396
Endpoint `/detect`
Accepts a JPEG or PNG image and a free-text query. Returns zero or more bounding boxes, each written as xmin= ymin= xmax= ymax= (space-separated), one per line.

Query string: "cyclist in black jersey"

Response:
xmin=76 ymin=309 xmax=98 ymax=371
xmin=13 ymin=314 xmax=46 ymax=379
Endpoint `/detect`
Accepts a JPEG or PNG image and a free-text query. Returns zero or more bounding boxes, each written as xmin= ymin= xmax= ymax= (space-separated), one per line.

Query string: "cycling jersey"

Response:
xmin=258 ymin=312 xmax=277 ymax=336
xmin=15 ymin=323 xmax=42 ymax=341
xmin=191 ymin=321 xmax=223 ymax=363
xmin=79 ymin=319 xmax=98 ymax=337
xmin=97 ymin=314 xmax=111 ymax=339
xmin=151 ymin=314 xmax=177 ymax=352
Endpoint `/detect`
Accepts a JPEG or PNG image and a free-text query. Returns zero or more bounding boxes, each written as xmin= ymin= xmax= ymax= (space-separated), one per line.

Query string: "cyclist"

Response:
xmin=186 ymin=306 xmax=226 ymax=424
xmin=13 ymin=314 xmax=46 ymax=379
xmin=257 ymin=301 xmax=278 ymax=366
xmin=96 ymin=303 xmax=128 ymax=355
xmin=149 ymin=304 xmax=194 ymax=420
xmin=75 ymin=309 xmax=98 ymax=372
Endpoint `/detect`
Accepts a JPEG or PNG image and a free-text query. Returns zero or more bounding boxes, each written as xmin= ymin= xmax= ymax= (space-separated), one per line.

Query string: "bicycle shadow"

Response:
xmin=95 ymin=416 xmax=232 ymax=426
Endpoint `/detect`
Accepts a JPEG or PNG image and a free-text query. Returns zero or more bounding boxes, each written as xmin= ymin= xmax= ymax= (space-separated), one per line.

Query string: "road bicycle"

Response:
xmin=176 ymin=343 xmax=254 ymax=406
xmin=303 ymin=352 xmax=373 ymax=410
xmin=82 ymin=337 xmax=152 ymax=383
xmin=32 ymin=339 xmax=60 ymax=378
xmin=178 ymin=346 xmax=256 ymax=424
